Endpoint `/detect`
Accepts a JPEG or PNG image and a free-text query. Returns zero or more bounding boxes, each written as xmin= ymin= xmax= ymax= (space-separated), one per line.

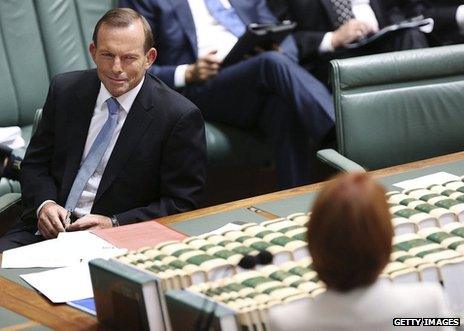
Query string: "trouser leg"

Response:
xmin=0 ymin=219 xmax=42 ymax=252
xmin=184 ymin=52 xmax=334 ymax=187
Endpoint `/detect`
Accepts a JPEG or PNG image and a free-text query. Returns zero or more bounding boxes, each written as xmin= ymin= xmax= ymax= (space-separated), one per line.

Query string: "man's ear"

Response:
xmin=146 ymin=47 xmax=157 ymax=68
xmin=89 ymin=42 xmax=97 ymax=63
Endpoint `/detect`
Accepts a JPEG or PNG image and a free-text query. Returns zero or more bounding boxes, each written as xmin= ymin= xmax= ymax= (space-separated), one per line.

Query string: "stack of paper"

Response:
xmin=2 ymin=231 xmax=126 ymax=303
xmin=2 ymin=231 xmax=125 ymax=268
xmin=0 ymin=126 xmax=25 ymax=149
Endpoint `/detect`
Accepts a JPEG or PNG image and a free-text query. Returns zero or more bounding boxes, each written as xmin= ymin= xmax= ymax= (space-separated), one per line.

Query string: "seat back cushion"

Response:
xmin=331 ymin=45 xmax=464 ymax=170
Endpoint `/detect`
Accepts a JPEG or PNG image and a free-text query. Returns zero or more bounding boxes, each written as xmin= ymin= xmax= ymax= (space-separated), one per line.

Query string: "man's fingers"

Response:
xmin=38 ymin=216 xmax=59 ymax=238
xmin=49 ymin=215 xmax=65 ymax=233
xmin=57 ymin=208 xmax=68 ymax=222
xmin=196 ymin=67 xmax=218 ymax=80
xmin=202 ymin=57 xmax=220 ymax=65
xmin=38 ymin=221 xmax=51 ymax=239
xmin=67 ymin=218 xmax=95 ymax=231
xmin=66 ymin=221 xmax=83 ymax=231
xmin=198 ymin=60 xmax=220 ymax=70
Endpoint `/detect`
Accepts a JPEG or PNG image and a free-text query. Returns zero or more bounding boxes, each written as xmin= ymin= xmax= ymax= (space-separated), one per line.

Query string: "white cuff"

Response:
xmin=37 ymin=200 xmax=55 ymax=217
xmin=319 ymin=32 xmax=335 ymax=53
xmin=174 ymin=64 xmax=189 ymax=88
xmin=456 ymin=5 xmax=464 ymax=34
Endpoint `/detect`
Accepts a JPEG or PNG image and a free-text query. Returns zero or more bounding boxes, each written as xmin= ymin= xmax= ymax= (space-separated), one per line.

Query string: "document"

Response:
xmin=393 ymin=172 xmax=460 ymax=190
xmin=222 ymin=21 xmax=296 ymax=67
xmin=91 ymin=221 xmax=186 ymax=251
xmin=2 ymin=231 xmax=126 ymax=268
xmin=198 ymin=222 xmax=245 ymax=237
xmin=20 ymin=263 xmax=93 ymax=303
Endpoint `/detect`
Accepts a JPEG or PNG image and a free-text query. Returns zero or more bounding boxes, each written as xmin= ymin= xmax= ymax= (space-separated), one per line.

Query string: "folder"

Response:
xmin=343 ymin=17 xmax=434 ymax=50
xmin=222 ymin=20 xmax=296 ymax=67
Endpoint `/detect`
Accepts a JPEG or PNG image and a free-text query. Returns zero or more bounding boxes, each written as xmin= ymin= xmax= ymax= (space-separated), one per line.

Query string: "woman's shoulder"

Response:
xmin=379 ymin=281 xmax=448 ymax=315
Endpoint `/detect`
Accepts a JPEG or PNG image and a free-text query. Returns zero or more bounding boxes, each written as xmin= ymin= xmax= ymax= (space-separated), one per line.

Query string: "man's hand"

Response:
xmin=66 ymin=214 xmax=112 ymax=231
xmin=331 ymin=19 xmax=375 ymax=49
xmin=185 ymin=50 xmax=221 ymax=84
xmin=38 ymin=202 xmax=67 ymax=238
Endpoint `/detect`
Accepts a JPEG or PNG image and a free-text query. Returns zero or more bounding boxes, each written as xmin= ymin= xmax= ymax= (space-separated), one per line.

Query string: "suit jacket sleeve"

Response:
xmin=267 ymin=0 xmax=327 ymax=61
xmin=114 ymin=106 xmax=207 ymax=224
xmin=393 ymin=0 xmax=459 ymax=30
xmin=254 ymin=0 xmax=299 ymax=62
xmin=426 ymin=5 xmax=459 ymax=30
xmin=20 ymin=79 xmax=59 ymax=222
xmin=293 ymin=31 xmax=326 ymax=61
xmin=120 ymin=0 xmax=178 ymax=87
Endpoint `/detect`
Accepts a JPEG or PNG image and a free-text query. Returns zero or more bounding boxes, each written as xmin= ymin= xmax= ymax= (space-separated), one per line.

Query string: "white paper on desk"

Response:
xmin=199 ymin=222 xmax=245 ymax=237
xmin=1 ymin=231 xmax=126 ymax=268
xmin=0 ymin=126 xmax=25 ymax=149
xmin=393 ymin=172 xmax=460 ymax=190
xmin=20 ymin=263 xmax=93 ymax=303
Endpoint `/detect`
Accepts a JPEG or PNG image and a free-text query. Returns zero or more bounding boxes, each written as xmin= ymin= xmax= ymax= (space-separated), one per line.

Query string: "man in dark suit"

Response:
xmin=0 ymin=8 xmax=206 ymax=251
xmin=268 ymin=0 xmax=428 ymax=84
xmin=398 ymin=0 xmax=464 ymax=45
xmin=121 ymin=0 xmax=335 ymax=189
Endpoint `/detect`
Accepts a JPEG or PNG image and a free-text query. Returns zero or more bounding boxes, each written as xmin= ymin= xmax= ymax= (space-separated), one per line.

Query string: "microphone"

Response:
xmin=238 ymin=250 xmax=274 ymax=269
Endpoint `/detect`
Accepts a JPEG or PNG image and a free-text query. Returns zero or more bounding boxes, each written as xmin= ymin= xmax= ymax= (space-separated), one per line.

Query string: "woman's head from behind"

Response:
xmin=308 ymin=172 xmax=393 ymax=292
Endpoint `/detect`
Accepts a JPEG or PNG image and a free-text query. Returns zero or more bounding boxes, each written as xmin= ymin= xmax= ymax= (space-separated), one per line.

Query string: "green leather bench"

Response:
xmin=318 ymin=44 xmax=464 ymax=172
xmin=0 ymin=0 xmax=272 ymax=199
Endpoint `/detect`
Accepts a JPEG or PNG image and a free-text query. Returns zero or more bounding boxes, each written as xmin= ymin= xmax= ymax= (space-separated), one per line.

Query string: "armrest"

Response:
xmin=317 ymin=149 xmax=366 ymax=172
xmin=32 ymin=108 xmax=43 ymax=136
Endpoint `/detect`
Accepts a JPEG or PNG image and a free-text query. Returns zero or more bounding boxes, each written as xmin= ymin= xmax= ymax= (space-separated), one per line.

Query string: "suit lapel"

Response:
xmin=171 ymin=0 xmax=198 ymax=58
xmin=60 ymin=73 xmax=100 ymax=202
xmin=320 ymin=0 xmax=341 ymax=28
xmin=93 ymin=76 xmax=155 ymax=203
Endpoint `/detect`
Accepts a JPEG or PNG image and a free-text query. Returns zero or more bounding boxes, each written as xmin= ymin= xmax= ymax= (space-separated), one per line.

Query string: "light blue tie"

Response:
xmin=65 ymin=97 xmax=120 ymax=211
xmin=204 ymin=0 xmax=246 ymax=37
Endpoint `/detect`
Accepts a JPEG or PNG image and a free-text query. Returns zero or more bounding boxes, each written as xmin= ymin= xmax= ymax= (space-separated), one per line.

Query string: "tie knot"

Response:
xmin=106 ymin=97 xmax=120 ymax=116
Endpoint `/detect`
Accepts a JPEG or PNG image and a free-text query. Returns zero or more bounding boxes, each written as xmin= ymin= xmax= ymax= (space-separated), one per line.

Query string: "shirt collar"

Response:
xmin=95 ymin=76 xmax=145 ymax=113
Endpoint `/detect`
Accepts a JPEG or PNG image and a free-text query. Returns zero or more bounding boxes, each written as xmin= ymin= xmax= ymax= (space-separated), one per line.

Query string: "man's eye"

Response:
xmin=102 ymin=53 xmax=113 ymax=58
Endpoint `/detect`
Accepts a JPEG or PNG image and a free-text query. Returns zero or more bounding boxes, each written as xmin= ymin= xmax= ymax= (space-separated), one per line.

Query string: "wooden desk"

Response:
xmin=0 ymin=254 xmax=100 ymax=330
xmin=2 ymin=151 xmax=464 ymax=330
xmin=157 ymin=151 xmax=464 ymax=226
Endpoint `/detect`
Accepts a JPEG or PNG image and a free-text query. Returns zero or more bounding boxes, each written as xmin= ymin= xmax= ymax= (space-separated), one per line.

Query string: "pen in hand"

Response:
xmin=63 ymin=210 xmax=72 ymax=231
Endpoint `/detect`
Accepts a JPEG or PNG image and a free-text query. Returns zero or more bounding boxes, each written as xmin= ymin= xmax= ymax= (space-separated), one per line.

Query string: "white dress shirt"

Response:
xmin=37 ymin=77 xmax=144 ymax=219
xmin=319 ymin=0 xmax=379 ymax=52
xmin=174 ymin=0 xmax=239 ymax=87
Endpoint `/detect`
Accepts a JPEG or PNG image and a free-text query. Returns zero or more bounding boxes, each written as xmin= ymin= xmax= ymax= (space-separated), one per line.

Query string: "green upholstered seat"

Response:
xmin=318 ymin=44 xmax=464 ymax=172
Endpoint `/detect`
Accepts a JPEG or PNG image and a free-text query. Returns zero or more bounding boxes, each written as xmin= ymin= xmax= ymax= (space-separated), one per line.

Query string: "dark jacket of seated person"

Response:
xmin=269 ymin=173 xmax=453 ymax=331
xmin=400 ymin=0 xmax=464 ymax=45
xmin=267 ymin=0 xmax=428 ymax=84
xmin=0 ymin=8 xmax=207 ymax=252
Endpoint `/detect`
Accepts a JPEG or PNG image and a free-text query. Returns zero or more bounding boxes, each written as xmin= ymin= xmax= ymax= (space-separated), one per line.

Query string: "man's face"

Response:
xmin=90 ymin=20 xmax=156 ymax=97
